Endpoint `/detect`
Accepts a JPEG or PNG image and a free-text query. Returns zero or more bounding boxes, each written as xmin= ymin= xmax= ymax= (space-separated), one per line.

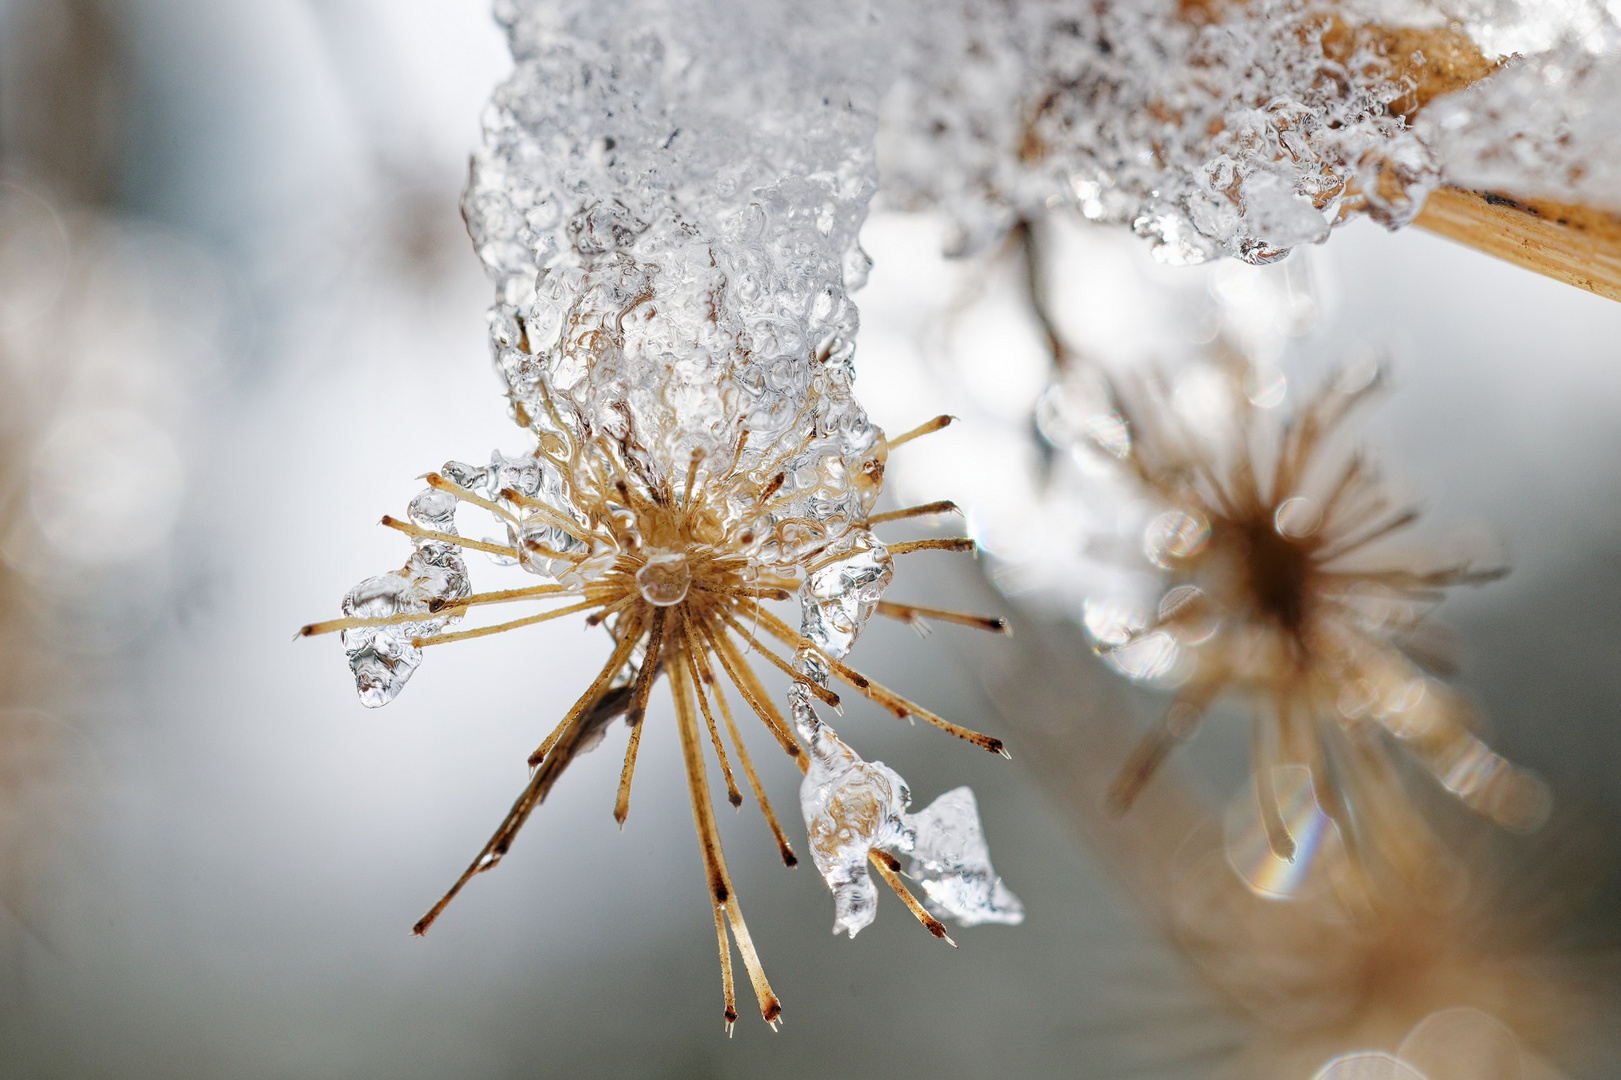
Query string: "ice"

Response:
xmin=880 ymin=0 xmax=1447 ymax=264
xmin=800 ymin=528 xmax=892 ymax=660
xmin=1421 ymin=29 xmax=1621 ymax=212
xmin=464 ymin=0 xmax=892 ymax=543
xmin=792 ymin=664 xmax=1022 ymax=935
xmin=796 ymin=712 xmax=913 ymax=938
xmin=339 ymin=508 xmax=470 ymax=707
xmin=906 ymin=787 xmax=1025 ymax=927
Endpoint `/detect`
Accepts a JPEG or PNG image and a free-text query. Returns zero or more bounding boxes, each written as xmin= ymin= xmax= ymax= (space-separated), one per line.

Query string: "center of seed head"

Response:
xmin=636 ymin=550 xmax=691 ymax=606
xmin=1241 ymin=518 xmax=1312 ymax=631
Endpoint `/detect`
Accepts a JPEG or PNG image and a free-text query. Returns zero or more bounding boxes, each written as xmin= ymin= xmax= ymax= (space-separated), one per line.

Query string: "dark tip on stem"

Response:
xmin=296 ymin=625 xmax=315 ymax=638
xmin=781 ymin=851 xmax=798 ymax=868
xmin=762 ymin=1002 xmax=782 ymax=1024
xmin=410 ymin=922 xmax=428 ymax=936
xmin=380 ymin=514 xmax=398 ymax=527
xmin=728 ymin=791 xmax=743 ymax=808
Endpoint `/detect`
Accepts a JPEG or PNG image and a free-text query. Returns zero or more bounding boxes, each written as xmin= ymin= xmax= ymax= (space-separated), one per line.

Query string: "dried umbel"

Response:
xmin=304 ymin=368 xmax=1023 ymax=1028
xmin=1054 ymin=352 xmax=1549 ymax=891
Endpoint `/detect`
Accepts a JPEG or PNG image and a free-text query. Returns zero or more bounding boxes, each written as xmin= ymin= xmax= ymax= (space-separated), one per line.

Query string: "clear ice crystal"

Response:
xmin=792 ymin=649 xmax=1023 ymax=936
xmin=795 ymin=713 xmax=1024 ymax=936
xmin=906 ymin=786 xmax=1025 ymax=927
xmin=340 ymin=490 xmax=471 ymax=707
xmin=800 ymin=528 xmax=892 ymax=660
xmin=797 ymin=714 xmax=913 ymax=938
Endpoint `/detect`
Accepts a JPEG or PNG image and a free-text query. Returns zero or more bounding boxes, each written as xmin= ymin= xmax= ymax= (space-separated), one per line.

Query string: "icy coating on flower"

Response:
xmin=881 ymin=0 xmax=1479 ymax=263
xmin=1421 ymin=27 xmax=1621 ymax=212
xmin=878 ymin=0 xmax=1621 ymax=265
xmin=465 ymin=0 xmax=889 ymax=505
xmin=310 ymin=0 xmax=1022 ymax=1031
xmin=792 ymin=654 xmax=1023 ymax=939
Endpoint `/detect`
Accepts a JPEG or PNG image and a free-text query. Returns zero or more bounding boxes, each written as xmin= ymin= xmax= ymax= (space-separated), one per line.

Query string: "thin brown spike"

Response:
xmin=413 ymin=653 xmax=632 ymax=935
xmin=614 ymin=607 xmax=668 ymax=828
xmin=683 ymin=648 xmax=743 ymax=808
xmin=887 ymin=537 xmax=977 ymax=556
xmin=693 ymin=583 xmax=794 ymax=602
xmin=866 ymin=500 xmax=961 ymax=526
xmin=739 ymin=601 xmax=1008 ymax=757
xmin=689 ymin=630 xmax=798 ymax=868
xmin=887 ymin=414 xmax=954 ymax=449
xmin=298 ymin=581 xmax=575 ymax=637
xmin=683 ymin=447 xmax=707 ymax=508
xmin=875 ymin=601 xmax=1009 ymax=635
xmin=1314 ymin=508 xmax=1420 ymax=564
xmin=414 ymin=598 xmax=601 ymax=648
xmin=498 ymin=488 xmax=598 ymax=544
xmin=522 ymin=539 xmax=590 ymax=564
xmin=1108 ymin=674 xmax=1222 ymax=813
xmin=713 ymin=902 xmax=738 ymax=1034
xmin=869 ymin=851 xmax=956 ymax=946
xmin=528 ymin=615 xmax=647 ymax=766
xmin=1252 ymin=699 xmax=1297 ymax=863
xmin=380 ymin=516 xmax=519 ymax=558
xmin=694 ymin=617 xmax=803 ymax=760
xmin=712 ymin=607 xmax=841 ymax=709
xmin=758 ymin=472 xmax=786 ymax=503
xmin=424 ymin=472 xmax=518 ymax=523
xmin=584 ymin=592 xmax=638 ymax=627
xmin=670 ymin=657 xmax=782 ymax=1026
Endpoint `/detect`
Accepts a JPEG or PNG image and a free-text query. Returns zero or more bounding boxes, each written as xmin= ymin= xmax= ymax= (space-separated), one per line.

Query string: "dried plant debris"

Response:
xmin=308 ymin=0 xmax=1020 ymax=1031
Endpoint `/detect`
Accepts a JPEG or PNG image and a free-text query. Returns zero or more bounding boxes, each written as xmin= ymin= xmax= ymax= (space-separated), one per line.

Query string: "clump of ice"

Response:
xmin=880 ymin=0 xmax=1444 ymax=264
xmin=341 ymin=482 xmax=472 ymax=706
xmin=791 ymin=651 xmax=1023 ymax=937
xmin=464 ymin=0 xmax=894 ymax=546
xmin=801 ymin=529 xmax=894 ymax=659
xmin=1420 ymin=27 xmax=1621 ymax=212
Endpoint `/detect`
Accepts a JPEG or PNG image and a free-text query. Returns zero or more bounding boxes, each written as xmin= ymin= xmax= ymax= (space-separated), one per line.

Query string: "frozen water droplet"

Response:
xmin=636 ymin=551 xmax=690 ymax=606
xmin=798 ymin=718 xmax=911 ymax=938
xmin=340 ymin=574 xmax=425 ymax=708
xmin=800 ymin=529 xmax=892 ymax=660
xmin=906 ymin=787 xmax=1024 ymax=927
xmin=337 ymin=541 xmax=470 ymax=708
xmin=408 ymin=487 xmax=459 ymax=530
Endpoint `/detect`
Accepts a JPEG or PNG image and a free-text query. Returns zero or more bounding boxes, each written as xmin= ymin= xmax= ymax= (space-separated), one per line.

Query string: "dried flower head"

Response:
xmin=304 ymin=330 xmax=1023 ymax=1028
xmin=1056 ymin=349 xmax=1549 ymax=889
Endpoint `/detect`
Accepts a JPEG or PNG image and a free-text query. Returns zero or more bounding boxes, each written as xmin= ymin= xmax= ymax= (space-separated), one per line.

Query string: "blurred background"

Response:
xmin=2 ymin=2 xmax=1620 ymax=1077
